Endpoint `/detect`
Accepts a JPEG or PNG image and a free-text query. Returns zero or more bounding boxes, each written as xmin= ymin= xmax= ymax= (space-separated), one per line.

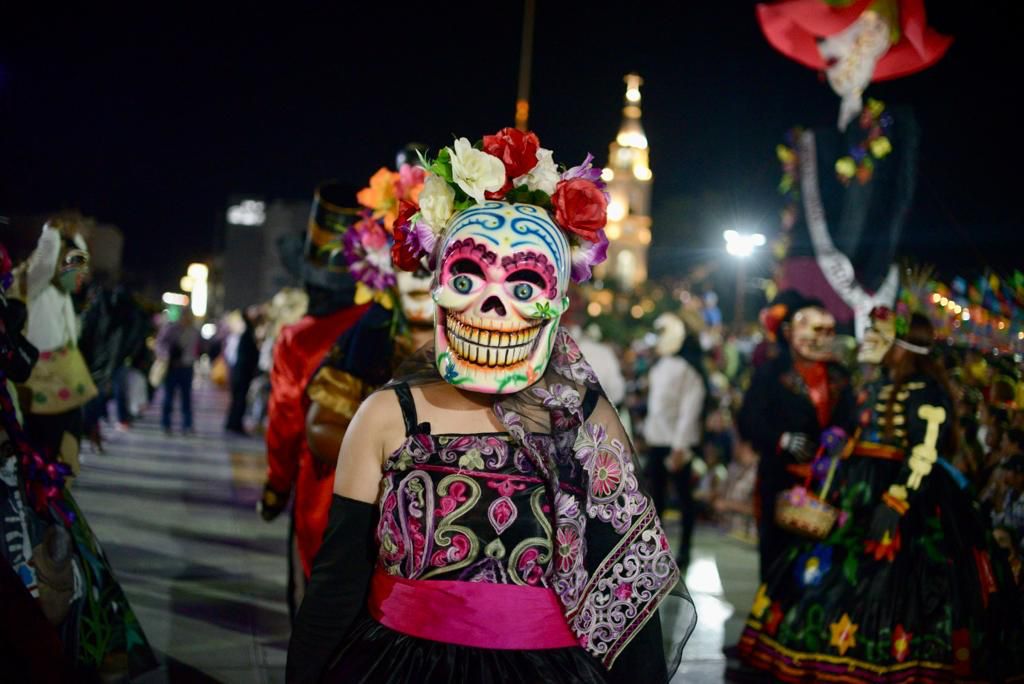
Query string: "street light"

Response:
xmin=723 ymin=230 xmax=766 ymax=327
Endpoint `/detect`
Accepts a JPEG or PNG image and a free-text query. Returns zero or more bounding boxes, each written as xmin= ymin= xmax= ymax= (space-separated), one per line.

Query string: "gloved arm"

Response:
xmin=778 ymin=431 xmax=816 ymax=463
xmin=286 ymin=494 xmax=377 ymax=683
xmin=287 ymin=387 xmax=399 ymax=682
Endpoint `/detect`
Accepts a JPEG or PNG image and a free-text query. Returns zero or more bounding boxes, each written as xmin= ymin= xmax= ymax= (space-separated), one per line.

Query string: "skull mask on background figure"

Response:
xmin=857 ymin=307 xmax=896 ymax=364
xmin=817 ymin=8 xmax=891 ymax=130
xmin=788 ymin=306 xmax=837 ymax=363
xmin=396 ymin=267 xmax=434 ymax=327
xmin=432 ymin=201 xmax=570 ymax=394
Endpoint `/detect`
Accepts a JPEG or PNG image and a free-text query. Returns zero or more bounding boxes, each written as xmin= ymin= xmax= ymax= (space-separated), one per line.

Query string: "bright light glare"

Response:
xmin=162 ymin=292 xmax=190 ymax=306
xmin=201 ymin=323 xmax=217 ymax=340
xmin=625 ymin=87 xmax=641 ymax=103
xmin=227 ymin=199 xmax=265 ymax=226
xmin=723 ymin=230 xmax=766 ymax=258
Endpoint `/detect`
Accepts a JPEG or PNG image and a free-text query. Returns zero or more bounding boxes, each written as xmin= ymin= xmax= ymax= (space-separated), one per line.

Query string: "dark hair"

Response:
xmin=883 ymin=313 xmax=961 ymax=454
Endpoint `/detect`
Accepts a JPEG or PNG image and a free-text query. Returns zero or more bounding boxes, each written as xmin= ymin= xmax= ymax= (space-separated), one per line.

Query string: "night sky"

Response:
xmin=2 ymin=1 xmax=1021 ymax=296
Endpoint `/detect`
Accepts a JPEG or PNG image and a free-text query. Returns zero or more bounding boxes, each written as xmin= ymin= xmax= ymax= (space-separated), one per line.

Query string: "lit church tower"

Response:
xmin=598 ymin=73 xmax=652 ymax=289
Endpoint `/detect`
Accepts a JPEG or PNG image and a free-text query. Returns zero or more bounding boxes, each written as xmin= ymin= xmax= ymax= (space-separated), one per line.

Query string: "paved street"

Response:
xmin=72 ymin=379 xmax=760 ymax=683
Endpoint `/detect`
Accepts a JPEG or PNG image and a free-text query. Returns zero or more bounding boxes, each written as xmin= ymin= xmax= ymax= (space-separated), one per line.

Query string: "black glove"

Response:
xmin=287 ymin=494 xmax=377 ymax=683
xmin=778 ymin=432 xmax=815 ymax=463
xmin=257 ymin=483 xmax=289 ymax=522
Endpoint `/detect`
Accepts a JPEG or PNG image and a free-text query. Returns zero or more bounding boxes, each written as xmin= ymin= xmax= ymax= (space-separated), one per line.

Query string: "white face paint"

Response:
xmin=396 ymin=268 xmax=433 ymax=326
xmin=818 ymin=10 xmax=891 ymax=130
xmin=432 ymin=201 xmax=570 ymax=394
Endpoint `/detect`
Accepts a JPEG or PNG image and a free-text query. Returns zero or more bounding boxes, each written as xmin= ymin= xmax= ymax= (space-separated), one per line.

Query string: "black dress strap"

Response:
xmin=392 ymin=383 xmax=419 ymax=436
xmin=582 ymin=387 xmax=601 ymax=421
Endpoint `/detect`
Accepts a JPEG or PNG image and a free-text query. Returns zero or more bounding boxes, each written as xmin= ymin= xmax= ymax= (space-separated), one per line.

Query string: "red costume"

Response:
xmin=265 ymin=304 xmax=368 ymax=577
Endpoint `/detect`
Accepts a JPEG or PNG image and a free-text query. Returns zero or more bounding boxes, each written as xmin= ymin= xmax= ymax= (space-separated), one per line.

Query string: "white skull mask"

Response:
xmin=789 ymin=307 xmax=837 ymax=362
xmin=857 ymin=309 xmax=896 ymax=364
xmin=818 ymin=9 xmax=891 ymax=130
xmin=432 ymin=201 xmax=570 ymax=394
xmin=397 ymin=266 xmax=433 ymax=326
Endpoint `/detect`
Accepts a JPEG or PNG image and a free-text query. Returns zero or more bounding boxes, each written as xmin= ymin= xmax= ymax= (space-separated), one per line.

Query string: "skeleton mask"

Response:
xmin=788 ymin=307 xmax=836 ymax=362
xmin=818 ymin=9 xmax=891 ymax=130
xmin=653 ymin=312 xmax=685 ymax=358
xmin=56 ymin=248 xmax=89 ymax=295
xmin=857 ymin=309 xmax=896 ymax=364
xmin=397 ymin=266 xmax=434 ymax=326
xmin=432 ymin=201 xmax=570 ymax=394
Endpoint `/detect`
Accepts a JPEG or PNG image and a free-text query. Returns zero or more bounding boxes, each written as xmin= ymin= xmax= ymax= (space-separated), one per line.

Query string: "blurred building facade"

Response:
xmin=598 ymin=73 xmax=653 ymax=290
xmin=219 ymin=197 xmax=303 ymax=312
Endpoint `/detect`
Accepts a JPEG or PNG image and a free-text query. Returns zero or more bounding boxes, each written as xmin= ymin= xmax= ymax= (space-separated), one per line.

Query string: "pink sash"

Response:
xmin=368 ymin=570 xmax=578 ymax=650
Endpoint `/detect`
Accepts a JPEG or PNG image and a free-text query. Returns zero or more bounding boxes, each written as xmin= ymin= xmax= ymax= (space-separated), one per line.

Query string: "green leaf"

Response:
xmin=843 ymin=551 xmax=859 ymax=585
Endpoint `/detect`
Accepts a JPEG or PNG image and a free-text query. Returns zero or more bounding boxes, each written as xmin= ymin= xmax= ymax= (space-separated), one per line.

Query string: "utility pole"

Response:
xmin=515 ymin=0 xmax=536 ymax=131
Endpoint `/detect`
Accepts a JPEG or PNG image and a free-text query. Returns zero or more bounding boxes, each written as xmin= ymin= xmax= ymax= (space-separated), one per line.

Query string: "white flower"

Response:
xmin=514 ymin=148 xmax=559 ymax=195
xmin=448 ymin=137 xmax=506 ymax=204
xmin=418 ymin=173 xmax=456 ymax=232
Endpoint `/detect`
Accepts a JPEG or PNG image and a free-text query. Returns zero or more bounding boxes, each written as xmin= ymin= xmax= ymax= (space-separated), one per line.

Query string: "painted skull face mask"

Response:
xmin=858 ymin=307 xmax=896 ymax=364
xmin=432 ymin=201 xmax=570 ymax=394
xmin=397 ymin=267 xmax=433 ymax=326
xmin=789 ymin=306 xmax=837 ymax=362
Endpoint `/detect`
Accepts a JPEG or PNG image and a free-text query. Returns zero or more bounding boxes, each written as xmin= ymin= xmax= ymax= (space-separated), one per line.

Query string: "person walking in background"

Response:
xmin=156 ymin=309 xmax=199 ymax=435
xmin=225 ymin=307 xmax=260 ymax=435
xmin=644 ymin=312 xmax=708 ymax=570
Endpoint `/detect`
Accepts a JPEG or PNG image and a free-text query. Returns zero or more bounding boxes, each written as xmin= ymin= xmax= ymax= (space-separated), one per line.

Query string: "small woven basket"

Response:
xmin=775 ymin=491 xmax=838 ymax=539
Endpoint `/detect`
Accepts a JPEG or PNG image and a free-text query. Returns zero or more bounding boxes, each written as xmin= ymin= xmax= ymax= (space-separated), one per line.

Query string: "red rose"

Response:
xmin=391 ymin=200 xmax=423 ymax=271
xmin=551 ymin=179 xmax=608 ymax=241
xmin=482 ymin=127 xmax=540 ymax=180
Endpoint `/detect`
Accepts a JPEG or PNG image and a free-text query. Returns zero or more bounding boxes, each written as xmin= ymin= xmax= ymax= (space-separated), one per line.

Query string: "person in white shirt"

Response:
xmin=643 ymin=312 xmax=707 ymax=569
xmin=11 ymin=218 xmax=97 ymax=470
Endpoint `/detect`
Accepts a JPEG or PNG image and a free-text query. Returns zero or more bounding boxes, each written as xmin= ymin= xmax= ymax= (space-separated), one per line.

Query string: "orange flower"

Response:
xmin=891 ymin=625 xmax=912 ymax=663
xmin=357 ymin=168 xmax=399 ymax=228
xmin=864 ymin=528 xmax=901 ymax=562
xmin=829 ymin=613 xmax=858 ymax=656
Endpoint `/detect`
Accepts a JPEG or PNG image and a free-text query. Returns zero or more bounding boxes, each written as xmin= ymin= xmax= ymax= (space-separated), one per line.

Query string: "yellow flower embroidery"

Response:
xmin=829 ymin=613 xmax=858 ymax=656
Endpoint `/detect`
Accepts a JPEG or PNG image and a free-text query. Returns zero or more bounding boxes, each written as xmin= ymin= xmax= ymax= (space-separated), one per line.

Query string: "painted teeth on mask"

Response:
xmin=444 ymin=313 xmax=542 ymax=368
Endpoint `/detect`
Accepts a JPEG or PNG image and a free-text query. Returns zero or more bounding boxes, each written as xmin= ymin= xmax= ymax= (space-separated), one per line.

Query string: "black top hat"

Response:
xmin=278 ymin=181 xmax=360 ymax=294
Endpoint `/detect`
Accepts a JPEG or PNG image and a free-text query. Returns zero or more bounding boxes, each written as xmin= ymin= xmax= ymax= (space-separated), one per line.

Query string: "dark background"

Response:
xmin=1 ymin=1 xmax=1021 ymax=295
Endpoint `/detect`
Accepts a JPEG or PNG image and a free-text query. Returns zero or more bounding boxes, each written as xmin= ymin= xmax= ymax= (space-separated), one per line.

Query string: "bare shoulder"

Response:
xmin=334 ymin=387 xmax=406 ymax=502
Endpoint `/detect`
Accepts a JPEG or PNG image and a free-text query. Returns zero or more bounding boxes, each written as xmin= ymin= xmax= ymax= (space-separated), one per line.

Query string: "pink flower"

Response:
xmin=591 ymin=452 xmax=623 ymax=497
xmin=556 ymin=527 xmax=582 ymax=573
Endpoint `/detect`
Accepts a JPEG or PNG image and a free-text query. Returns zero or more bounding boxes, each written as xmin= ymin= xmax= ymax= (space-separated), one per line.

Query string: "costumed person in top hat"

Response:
xmin=259 ymin=183 xmax=371 ymax=617
xmin=0 ymin=242 xmax=157 ymax=680
xmin=305 ymin=153 xmax=434 ymax=468
xmin=643 ymin=312 xmax=708 ymax=571
xmin=288 ymin=129 xmax=695 ymax=683
xmin=737 ymin=290 xmax=855 ymax=581
xmin=737 ymin=307 xmax=1024 ymax=682
xmin=759 ymin=0 xmax=952 ymax=337
xmin=9 ymin=216 xmax=98 ymax=477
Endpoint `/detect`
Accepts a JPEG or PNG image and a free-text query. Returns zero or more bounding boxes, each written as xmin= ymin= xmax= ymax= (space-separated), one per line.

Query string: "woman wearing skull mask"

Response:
xmin=737 ymin=308 xmax=1024 ymax=682
xmin=738 ymin=290 xmax=855 ymax=581
xmin=288 ymin=130 xmax=694 ymax=683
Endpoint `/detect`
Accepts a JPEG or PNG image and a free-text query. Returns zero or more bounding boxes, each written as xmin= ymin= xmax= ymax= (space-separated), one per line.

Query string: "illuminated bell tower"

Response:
xmin=598 ymin=73 xmax=652 ymax=290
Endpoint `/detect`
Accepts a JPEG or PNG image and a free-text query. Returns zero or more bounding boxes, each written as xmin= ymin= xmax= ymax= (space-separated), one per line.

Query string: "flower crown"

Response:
xmin=388 ymin=128 xmax=610 ymax=283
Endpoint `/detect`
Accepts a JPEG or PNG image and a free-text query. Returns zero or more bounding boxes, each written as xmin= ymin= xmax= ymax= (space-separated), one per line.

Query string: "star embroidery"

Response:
xmin=829 ymin=613 xmax=858 ymax=656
